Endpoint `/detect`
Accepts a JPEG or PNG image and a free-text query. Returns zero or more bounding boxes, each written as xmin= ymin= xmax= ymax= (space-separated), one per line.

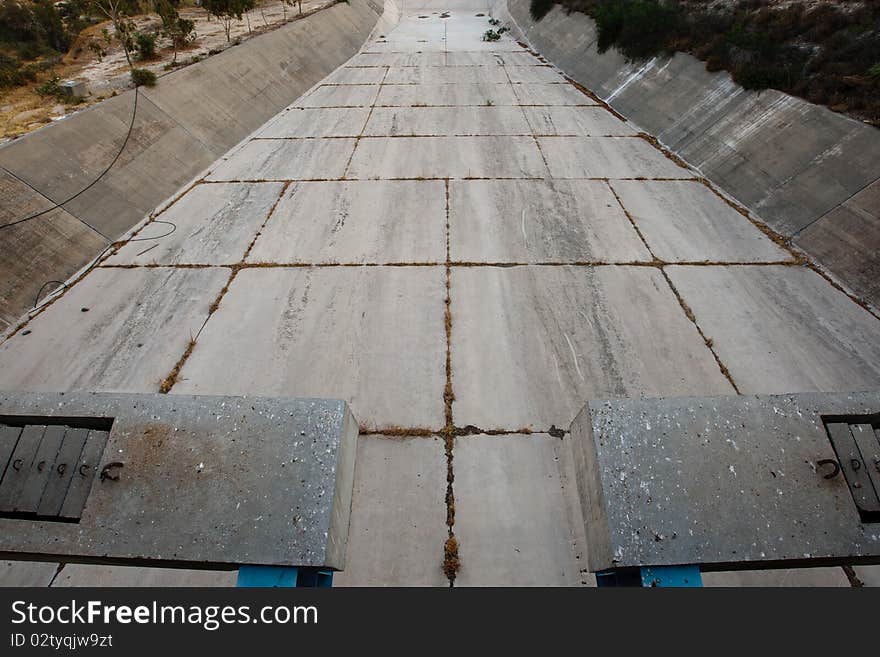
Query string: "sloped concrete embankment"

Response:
xmin=0 ymin=0 xmax=386 ymax=331
xmin=497 ymin=0 xmax=880 ymax=310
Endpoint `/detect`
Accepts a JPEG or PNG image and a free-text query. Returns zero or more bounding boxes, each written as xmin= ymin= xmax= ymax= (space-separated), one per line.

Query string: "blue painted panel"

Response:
xmin=237 ymin=565 xmax=300 ymax=587
xmin=640 ymin=565 xmax=702 ymax=587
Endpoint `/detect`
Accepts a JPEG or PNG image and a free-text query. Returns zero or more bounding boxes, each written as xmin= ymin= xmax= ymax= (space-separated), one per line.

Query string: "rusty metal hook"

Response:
xmin=817 ymin=459 xmax=840 ymax=479
xmin=100 ymin=462 xmax=124 ymax=482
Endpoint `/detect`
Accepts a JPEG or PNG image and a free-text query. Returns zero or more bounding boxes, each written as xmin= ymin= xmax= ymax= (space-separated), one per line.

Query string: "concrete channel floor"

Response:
xmin=1 ymin=9 xmax=880 ymax=587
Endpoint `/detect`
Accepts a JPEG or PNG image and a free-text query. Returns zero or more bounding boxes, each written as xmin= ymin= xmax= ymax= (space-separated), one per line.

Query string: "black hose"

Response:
xmin=0 ymin=86 xmax=140 ymax=233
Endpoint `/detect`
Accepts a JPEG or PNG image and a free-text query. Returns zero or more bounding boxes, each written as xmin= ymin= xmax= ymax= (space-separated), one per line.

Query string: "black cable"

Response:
xmin=31 ymin=241 xmax=116 ymax=311
xmin=33 ymin=280 xmax=67 ymax=308
xmin=0 ymin=86 xmax=140 ymax=233
xmin=128 ymin=219 xmax=176 ymax=241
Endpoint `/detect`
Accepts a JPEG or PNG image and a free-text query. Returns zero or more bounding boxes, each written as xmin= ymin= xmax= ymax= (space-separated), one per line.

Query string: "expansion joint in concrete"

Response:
xmin=607 ymin=178 xmax=743 ymax=394
xmin=441 ymin=175 xmax=458 ymax=586
xmin=157 ymin=181 xmax=291 ymax=394
xmin=0 ymin=164 xmax=111 ymax=241
xmin=341 ymin=65 xmax=390 ymax=179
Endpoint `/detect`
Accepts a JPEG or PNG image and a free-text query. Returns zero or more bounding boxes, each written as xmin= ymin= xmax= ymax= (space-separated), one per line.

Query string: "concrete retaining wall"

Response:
xmin=498 ymin=0 xmax=880 ymax=309
xmin=0 ymin=0 xmax=385 ymax=330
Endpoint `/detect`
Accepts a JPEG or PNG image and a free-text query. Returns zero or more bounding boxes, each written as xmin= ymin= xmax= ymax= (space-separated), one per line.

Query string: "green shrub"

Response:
xmin=529 ymin=0 xmax=555 ymax=22
xmin=135 ymin=32 xmax=157 ymax=60
xmin=594 ymin=0 xmax=682 ymax=60
xmin=35 ymin=74 xmax=65 ymax=99
xmin=131 ymin=67 xmax=156 ymax=87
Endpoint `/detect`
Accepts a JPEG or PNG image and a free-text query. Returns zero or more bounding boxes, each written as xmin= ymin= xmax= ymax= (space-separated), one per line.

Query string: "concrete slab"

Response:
xmin=853 ymin=565 xmax=880 ymax=587
xmin=295 ymin=84 xmax=380 ymax=108
xmin=0 ymin=267 xmax=229 ymax=393
xmin=453 ymin=434 xmax=589 ymax=586
xmin=347 ymin=52 xmax=446 ymax=67
xmin=51 ymin=565 xmax=236 ymax=587
xmin=334 ymin=435 xmax=448 ymax=586
xmin=347 ymin=136 xmax=547 ymax=179
xmin=0 ymin=561 xmax=57 ymax=586
xmin=703 ymin=568 xmax=849 ymax=587
xmin=523 ymin=106 xmax=636 ymax=136
xmin=107 ymin=183 xmax=284 ymax=266
xmin=173 ymin=267 xmax=447 ymax=430
xmin=611 ymin=180 xmax=792 ymax=263
xmin=255 ymin=107 xmax=370 ymax=138
xmin=538 ymin=137 xmax=694 ymax=179
xmin=505 ymin=65 xmax=565 ymax=83
xmin=666 ymin=265 xmax=880 ymax=393
xmin=364 ymin=106 xmax=531 ymax=135
xmin=449 ymin=179 xmax=651 ymax=263
xmin=323 ymin=66 xmax=387 ymax=85
xmin=0 ymin=172 xmax=109 ymax=328
xmin=795 ymin=178 xmax=880 ymax=310
xmin=513 ymin=83 xmax=595 ymax=106
xmin=206 ymin=138 xmax=356 ymax=181
xmin=247 ymin=180 xmax=446 ymax=264
xmin=376 ymin=82 xmax=519 ymax=107
xmin=384 ymin=65 xmax=510 ymax=84
xmin=447 ymin=51 xmax=539 ymax=66
xmin=450 ymin=265 xmax=733 ymax=430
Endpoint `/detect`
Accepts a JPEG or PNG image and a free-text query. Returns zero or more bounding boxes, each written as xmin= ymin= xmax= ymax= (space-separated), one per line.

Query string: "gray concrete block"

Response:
xmin=363 ymin=106 xmax=531 ymax=135
xmin=450 ymin=265 xmax=733 ymax=430
xmin=610 ymin=180 xmax=792 ymax=263
xmin=207 ymin=138 xmax=357 ymax=181
xmin=173 ymin=267 xmax=447 ymax=430
xmin=255 ymin=107 xmax=371 ymax=138
xmin=0 ymin=267 xmax=229 ymax=393
xmin=107 ymin=182 xmax=284 ymax=266
xmin=0 ymin=391 xmax=358 ymax=570
xmin=347 ymin=136 xmax=547 ymax=179
xmin=538 ymin=137 xmax=693 ymax=179
xmin=569 ymin=392 xmax=880 ymax=572
xmin=523 ymin=106 xmax=636 ymax=136
xmin=334 ymin=435 xmax=448 ymax=586
xmin=665 ymin=265 xmax=880 ymax=393
xmin=247 ymin=180 xmax=446 ymax=264
xmin=449 ymin=179 xmax=650 ymax=263
xmin=453 ymin=434 xmax=590 ymax=586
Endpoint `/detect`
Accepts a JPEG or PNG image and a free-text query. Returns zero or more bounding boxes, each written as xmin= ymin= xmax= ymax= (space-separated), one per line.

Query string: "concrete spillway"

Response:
xmin=1 ymin=3 xmax=880 ymax=586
